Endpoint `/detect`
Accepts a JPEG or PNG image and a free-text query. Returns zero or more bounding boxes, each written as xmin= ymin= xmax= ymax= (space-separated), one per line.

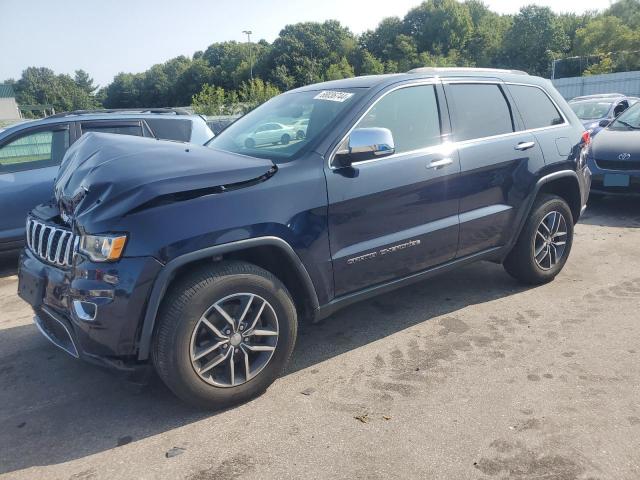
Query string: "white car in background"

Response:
xmin=291 ymin=118 xmax=309 ymax=139
xmin=243 ymin=122 xmax=298 ymax=148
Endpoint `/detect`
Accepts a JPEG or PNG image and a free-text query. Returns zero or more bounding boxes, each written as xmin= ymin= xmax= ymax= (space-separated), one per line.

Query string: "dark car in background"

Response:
xmin=586 ymin=101 xmax=640 ymax=197
xmin=17 ymin=68 xmax=590 ymax=408
xmin=0 ymin=109 xmax=214 ymax=254
xmin=569 ymin=93 xmax=639 ymax=137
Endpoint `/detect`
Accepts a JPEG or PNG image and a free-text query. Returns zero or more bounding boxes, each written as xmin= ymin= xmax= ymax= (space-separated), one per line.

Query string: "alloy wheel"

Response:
xmin=533 ymin=211 xmax=568 ymax=271
xmin=190 ymin=293 xmax=279 ymax=387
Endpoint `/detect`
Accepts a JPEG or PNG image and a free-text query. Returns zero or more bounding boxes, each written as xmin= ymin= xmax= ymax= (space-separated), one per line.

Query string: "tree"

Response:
xmin=267 ymin=20 xmax=356 ymax=87
xmin=353 ymin=50 xmax=385 ymax=75
xmin=606 ymin=0 xmax=640 ymax=29
xmin=325 ymin=57 xmax=355 ymax=80
xmin=574 ymin=16 xmax=640 ymax=56
xmin=403 ymin=0 xmax=474 ymax=54
xmin=74 ymin=69 xmax=97 ymax=94
xmin=502 ymin=6 xmax=569 ymax=76
xmin=464 ymin=1 xmax=511 ymax=67
xmin=192 ymin=83 xmax=227 ymax=115
xmin=13 ymin=67 xmax=100 ymax=113
xmin=238 ymin=78 xmax=280 ymax=111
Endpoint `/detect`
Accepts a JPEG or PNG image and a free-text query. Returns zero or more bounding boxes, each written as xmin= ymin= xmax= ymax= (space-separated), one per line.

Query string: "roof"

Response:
xmin=0 ymin=111 xmax=206 ymax=137
xmin=291 ymin=68 xmax=543 ymax=93
xmin=0 ymin=84 xmax=16 ymax=99
xmin=569 ymin=93 xmax=626 ymax=102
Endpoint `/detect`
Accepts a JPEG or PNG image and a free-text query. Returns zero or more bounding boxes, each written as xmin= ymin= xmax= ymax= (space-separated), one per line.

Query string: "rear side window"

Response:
xmin=509 ymin=85 xmax=564 ymax=129
xmin=81 ymin=123 xmax=143 ymax=137
xmin=145 ymin=118 xmax=192 ymax=142
xmin=447 ymin=84 xmax=514 ymax=142
xmin=354 ymin=84 xmax=441 ymax=154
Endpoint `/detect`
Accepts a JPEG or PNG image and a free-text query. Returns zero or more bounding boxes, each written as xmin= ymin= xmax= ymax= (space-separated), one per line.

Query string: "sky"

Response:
xmin=1 ymin=0 xmax=613 ymax=88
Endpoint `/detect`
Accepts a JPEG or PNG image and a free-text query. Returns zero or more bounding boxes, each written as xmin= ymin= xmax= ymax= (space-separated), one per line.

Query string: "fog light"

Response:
xmin=73 ymin=300 xmax=97 ymax=321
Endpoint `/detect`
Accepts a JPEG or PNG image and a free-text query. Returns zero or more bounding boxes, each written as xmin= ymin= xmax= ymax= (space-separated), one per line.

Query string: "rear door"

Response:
xmin=326 ymin=81 xmax=460 ymax=297
xmin=443 ymin=81 xmax=546 ymax=257
xmin=0 ymin=124 xmax=72 ymax=249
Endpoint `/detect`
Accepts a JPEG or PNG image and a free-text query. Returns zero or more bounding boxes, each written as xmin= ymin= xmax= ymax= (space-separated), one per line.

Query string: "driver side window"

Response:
xmin=354 ymin=85 xmax=442 ymax=154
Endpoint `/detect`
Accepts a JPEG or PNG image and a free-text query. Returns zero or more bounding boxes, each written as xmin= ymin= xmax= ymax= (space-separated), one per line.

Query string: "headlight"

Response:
xmin=79 ymin=234 xmax=127 ymax=262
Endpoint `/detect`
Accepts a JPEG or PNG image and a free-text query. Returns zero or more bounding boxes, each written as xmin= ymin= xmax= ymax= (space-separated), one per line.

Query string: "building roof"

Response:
xmin=0 ymin=84 xmax=16 ymax=99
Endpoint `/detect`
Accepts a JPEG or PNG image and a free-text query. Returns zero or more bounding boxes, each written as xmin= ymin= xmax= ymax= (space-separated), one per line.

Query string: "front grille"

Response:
xmin=595 ymin=159 xmax=640 ymax=171
xmin=26 ymin=217 xmax=78 ymax=267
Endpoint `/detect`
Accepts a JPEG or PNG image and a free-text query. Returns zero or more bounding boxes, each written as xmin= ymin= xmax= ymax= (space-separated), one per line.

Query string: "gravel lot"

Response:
xmin=1 ymin=197 xmax=639 ymax=480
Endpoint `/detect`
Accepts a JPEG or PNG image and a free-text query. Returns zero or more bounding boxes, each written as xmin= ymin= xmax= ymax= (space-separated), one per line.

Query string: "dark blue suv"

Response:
xmin=17 ymin=69 xmax=591 ymax=408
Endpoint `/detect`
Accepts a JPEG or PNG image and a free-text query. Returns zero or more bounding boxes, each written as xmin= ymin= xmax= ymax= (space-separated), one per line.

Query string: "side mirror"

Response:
xmin=333 ymin=128 xmax=395 ymax=168
xmin=599 ymin=119 xmax=611 ymax=128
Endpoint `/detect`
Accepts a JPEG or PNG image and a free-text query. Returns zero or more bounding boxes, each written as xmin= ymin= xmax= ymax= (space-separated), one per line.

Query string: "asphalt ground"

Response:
xmin=0 ymin=196 xmax=639 ymax=479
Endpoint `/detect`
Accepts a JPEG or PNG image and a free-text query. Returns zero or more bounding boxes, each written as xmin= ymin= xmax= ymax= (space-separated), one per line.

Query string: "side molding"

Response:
xmin=136 ymin=236 xmax=319 ymax=360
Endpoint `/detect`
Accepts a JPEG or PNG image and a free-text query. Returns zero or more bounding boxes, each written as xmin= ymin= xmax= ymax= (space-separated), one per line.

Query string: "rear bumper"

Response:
xmin=18 ymin=247 xmax=163 ymax=369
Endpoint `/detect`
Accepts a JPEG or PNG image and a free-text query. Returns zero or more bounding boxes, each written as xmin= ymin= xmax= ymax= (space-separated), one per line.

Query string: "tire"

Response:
xmin=503 ymin=194 xmax=574 ymax=285
xmin=152 ymin=261 xmax=297 ymax=409
xmin=244 ymin=137 xmax=255 ymax=148
xmin=280 ymin=134 xmax=290 ymax=145
xmin=296 ymin=130 xmax=305 ymax=140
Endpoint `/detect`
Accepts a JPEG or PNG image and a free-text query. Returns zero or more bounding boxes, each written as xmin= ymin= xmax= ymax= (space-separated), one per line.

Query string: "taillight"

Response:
xmin=581 ymin=130 xmax=591 ymax=146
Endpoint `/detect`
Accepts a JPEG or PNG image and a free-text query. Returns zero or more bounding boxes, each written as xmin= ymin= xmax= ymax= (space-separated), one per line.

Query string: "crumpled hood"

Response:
xmin=54 ymin=132 xmax=276 ymax=224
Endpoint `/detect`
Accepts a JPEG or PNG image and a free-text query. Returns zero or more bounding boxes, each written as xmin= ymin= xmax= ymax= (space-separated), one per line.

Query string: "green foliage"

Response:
xmin=502 ymin=5 xmax=569 ymax=76
xmin=8 ymin=0 xmax=640 ymax=113
xmin=13 ymin=67 xmax=100 ymax=114
xmin=191 ymin=84 xmax=228 ymax=115
xmin=238 ymin=78 xmax=280 ymax=111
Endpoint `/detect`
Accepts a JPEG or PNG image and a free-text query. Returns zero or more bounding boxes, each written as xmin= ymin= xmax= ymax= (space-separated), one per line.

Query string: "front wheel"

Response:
xmin=152 ymin=261 xmax=297 ymax=408
xmin=503 ymin=194 xmax=574 ymax=285
xmin=280 ymin=134 xmax=290 ymax=145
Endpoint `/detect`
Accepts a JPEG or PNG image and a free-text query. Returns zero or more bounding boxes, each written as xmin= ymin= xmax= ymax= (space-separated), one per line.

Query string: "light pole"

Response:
xmin=242 ymin=30 xmax=253 ymax=82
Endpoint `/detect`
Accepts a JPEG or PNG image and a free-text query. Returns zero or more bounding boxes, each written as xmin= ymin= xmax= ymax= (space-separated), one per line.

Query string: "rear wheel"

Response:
xmin=280 ymin=134 xmax=290 ymax=145
xmin=244 ymin=137 xmax=255 ymax=148
xmin=152 ymin=261 xmax=297 ymax=408
xmin=503 ymin=194 xmax=574 ymax=285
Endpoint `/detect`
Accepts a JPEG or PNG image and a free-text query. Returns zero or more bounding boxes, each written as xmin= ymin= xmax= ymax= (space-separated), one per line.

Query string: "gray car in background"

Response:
xmin=0 ymin=109 xmax=214 ymax=254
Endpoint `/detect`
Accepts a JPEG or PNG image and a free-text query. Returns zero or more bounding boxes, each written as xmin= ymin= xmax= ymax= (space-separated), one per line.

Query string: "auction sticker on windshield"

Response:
xmin=314 ymin=91 xmax=354 ymax=102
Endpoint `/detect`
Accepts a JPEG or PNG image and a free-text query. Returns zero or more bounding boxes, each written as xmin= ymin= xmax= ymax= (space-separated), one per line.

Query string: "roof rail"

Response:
xmin=570 ymin=93 xmax=625 ymax=101
xmin=47 ymin=107 xmax=192 ymax=118
xmin=407 ymin=67 xmax=528 ymax=76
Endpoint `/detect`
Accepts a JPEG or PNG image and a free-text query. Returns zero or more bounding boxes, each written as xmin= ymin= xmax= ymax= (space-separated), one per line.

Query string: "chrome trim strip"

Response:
xmin=328 ymin=79 xmax=440 ymax=170
xmin=328 ymin=80 xmax=573 ymax=170
xmin=26 ymin=217 xmax=77 ymax=268
xmin=35 ymin=307 xmax=80 ymax=358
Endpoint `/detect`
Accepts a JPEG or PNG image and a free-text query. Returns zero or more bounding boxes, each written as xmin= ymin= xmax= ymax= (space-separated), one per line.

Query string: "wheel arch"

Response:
xmin=505 ymin=170 xmax=582 ymax=259
xmin=137 ymin=237 xmax=319 ymax=360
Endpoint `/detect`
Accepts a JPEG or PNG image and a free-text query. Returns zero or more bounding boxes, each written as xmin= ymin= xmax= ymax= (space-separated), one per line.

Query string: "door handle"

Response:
xmin=514 ymin=141 xmax=536 ymax=151
xmin=427 ymin=158 xmax=453 ymax=169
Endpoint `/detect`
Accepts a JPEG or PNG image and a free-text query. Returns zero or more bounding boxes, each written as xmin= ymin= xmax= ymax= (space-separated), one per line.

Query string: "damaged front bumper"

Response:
xmin=18 ymin=244 xmax=163 ymax=371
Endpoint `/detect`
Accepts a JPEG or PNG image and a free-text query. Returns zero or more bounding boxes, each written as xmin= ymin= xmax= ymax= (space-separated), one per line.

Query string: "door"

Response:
xmin=0 ymin=124 xmax=71 ymax=248
xmin=326 ymin=83 xmax=461 ymax=297
xmin=443 ymin=82 xmax=546 ymax=257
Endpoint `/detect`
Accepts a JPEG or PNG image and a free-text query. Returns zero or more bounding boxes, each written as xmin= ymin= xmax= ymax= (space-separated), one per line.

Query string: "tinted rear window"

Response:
xmin=509 ymin=85 xmax=564 ymax=129
xmin=81 ymin=123 xmax=143 ymax=136
xmin=145 ymin=118 xmax=192 ymax=142
xmin=448 ymin=84 xmax=514 ymax=142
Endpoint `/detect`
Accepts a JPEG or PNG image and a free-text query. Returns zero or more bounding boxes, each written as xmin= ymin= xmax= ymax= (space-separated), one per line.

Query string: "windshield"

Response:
xmin=569 ymin=100 xmax=613 ymax=120
xmin=609 ymin=102 xmax=640 ymax=130
xmin=206 ymin=88 xmax=363 ymax=161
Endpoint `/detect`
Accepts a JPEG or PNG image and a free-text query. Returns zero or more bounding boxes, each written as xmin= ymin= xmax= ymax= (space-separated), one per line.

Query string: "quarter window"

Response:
xmin=509 ymin=84 xmax=564 ymax=129
xmin=353 ymin=85 xmax=441 ymax=154
xmin=448 ymin=84 xmax=514 ymax=142
xmin=0 ymin=128 xmax=70 ymax=173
